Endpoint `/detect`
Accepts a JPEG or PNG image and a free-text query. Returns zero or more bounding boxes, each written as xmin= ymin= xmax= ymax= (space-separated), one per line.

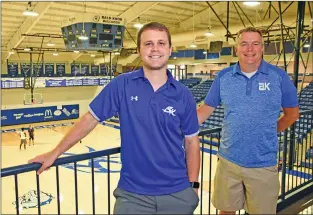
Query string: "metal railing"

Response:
xmin=2 ymin=110 xmax=313 ymax=214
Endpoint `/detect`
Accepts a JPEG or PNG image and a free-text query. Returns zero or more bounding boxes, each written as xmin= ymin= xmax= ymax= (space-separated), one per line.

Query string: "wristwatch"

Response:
xmin=190 ymin=182 xmax=200 ymax=189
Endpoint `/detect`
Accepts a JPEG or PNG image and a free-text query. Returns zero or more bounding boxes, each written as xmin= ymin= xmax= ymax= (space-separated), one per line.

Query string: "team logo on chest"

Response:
xmin=131 ymin=96 xmax=139 ymax=101
xmin=163 ymin=106 xmax=176 ymax=116
xmin=259 ymin=82 xmax=270 ymax=91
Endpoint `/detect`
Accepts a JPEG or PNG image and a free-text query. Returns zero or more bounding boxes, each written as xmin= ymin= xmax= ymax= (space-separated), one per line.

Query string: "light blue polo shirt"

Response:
xmin=89 ymin=67 xmax=199 ymax=195
xmin=205 ymin=60 xmax=298 ymax=168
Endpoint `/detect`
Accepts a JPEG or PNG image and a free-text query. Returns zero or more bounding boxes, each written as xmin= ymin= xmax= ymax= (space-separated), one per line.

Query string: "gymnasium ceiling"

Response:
xmin=1 ymin=1 xmax=313 ymax=63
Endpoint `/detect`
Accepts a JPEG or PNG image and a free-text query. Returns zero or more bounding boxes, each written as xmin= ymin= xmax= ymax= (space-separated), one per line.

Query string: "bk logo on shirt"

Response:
xmin=259 ymin=82 xmax=270 ymax=91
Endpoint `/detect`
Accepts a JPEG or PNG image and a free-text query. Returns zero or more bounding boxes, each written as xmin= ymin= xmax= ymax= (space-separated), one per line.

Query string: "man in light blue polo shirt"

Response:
xmin=29 ymin=22 xmax=200 ymax=214
xmin=197 ymin=27 xmax=299 ymax=214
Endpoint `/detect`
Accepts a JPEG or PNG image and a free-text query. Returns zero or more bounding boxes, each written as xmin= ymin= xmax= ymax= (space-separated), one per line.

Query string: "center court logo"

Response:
xmin=12 ymin=190 xmax=53 ymax=210
xmin=162 ymin=106 xmax=176 ymax=116
xmin=61 ymin=146 xmax=121 ymax=173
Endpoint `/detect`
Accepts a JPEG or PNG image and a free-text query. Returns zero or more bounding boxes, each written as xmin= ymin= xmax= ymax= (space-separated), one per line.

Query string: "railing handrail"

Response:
xmin=2 ymin=127 xmax=224 ymax=178
xmin=198 ymin=127 xmax=222 ymax=136
xmin=3 ymin=108 xmax=312 ymax=178
xmin=1 ymin=147 xmax=121 ymax=177
xmin=299 ymin=109 xmax=313 ymax=114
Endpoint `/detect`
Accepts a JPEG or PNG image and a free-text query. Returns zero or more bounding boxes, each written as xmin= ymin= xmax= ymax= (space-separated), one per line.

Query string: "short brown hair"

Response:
xmin=236 ymin=26 xmax=264 ymax=46
xmin=137 ymin=22 xmax=172 ymax=49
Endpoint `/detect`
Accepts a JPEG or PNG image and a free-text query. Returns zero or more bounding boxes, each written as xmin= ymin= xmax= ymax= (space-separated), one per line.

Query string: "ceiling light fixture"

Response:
xmin=24 ymin=47 xmax=31 ymax=51
xmin=90 ymin=54 xmax=96 ymax=57
xmin=23 ymin=2 xmax=39 ymax=16
xmin=79 ymin=3 xmax=89 ymax=41
xmin=79 ymin=30 xmax=88 ymax=40
xmin=134 ymin=17 xmax=143 ymax=29
xmin=204 ymin=32 xmax=214 ymax=37
xmin=74 ymin=50 xmax=80 ymax=53
xmin=304 ymin=44 xmax=310 ymax=48
xmin=190 ymin=3 xmax=197 ymax=49
xmin=205 ymin=11 xmax=214 ymax=37
xmin=243 ymin=2 xmax=260 ymax=7
xmin=47 ymin=41 xmax=55 ymax=46
xmin=204 ymin=29 xmax=214 ymax=37
xmin=190 ymin=43 xmax=197 ymax=48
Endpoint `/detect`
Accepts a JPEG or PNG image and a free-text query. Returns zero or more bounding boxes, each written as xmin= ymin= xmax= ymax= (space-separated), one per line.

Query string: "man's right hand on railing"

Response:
xmin=28 ymin=150 xmax=59 ymax=175
xmin=28 ymin=112 xmax=99 ymax=175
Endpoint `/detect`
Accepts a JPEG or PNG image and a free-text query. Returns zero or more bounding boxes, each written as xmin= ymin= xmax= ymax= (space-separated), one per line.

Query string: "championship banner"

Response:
xmin=1 ymin=78 xmax=24 ymax=88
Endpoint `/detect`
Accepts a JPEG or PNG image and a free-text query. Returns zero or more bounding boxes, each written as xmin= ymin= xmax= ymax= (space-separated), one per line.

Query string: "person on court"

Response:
xmin=28 ymin=125 xmax=35 ymax=146
xmin=197 ymin=27 xmax=299 ymax=214
xmin=29 ymin=22 xmax=200 ymax=214
xmin=19 ymin=128 xmax=27 ymax=150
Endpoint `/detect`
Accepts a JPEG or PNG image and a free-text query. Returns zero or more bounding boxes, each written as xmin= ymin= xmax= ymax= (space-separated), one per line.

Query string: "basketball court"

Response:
xmin=2 ymin=120 xmax=312 ymax=214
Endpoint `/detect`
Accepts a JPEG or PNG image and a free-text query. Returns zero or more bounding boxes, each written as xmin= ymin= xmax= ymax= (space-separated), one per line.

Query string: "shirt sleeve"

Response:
xmin=181 ymin=89 xmax=200 ymax=137
xmin=281 ymin=72 xmax=299 ymax=108
xmin=89 ymin=77 xmax=121 ymax=122
xmin=204 ymin=74 xmax=221 ymax=108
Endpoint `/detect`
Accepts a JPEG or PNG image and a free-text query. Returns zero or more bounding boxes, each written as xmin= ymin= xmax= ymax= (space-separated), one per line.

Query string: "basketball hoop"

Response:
xmin=24 ymin=93 xmax=43 ymax=105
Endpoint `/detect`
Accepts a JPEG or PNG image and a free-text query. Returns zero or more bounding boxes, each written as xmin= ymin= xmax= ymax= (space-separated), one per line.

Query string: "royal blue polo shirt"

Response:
xmin=205 ymin=60 xmax=298 ymax=168
xmin=89 ymin=67 xmax=199 ymax=195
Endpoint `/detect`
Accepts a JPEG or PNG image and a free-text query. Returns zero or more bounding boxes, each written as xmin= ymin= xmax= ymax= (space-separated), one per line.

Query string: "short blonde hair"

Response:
xmin=236 ymin=27 xmax=264 ymax=46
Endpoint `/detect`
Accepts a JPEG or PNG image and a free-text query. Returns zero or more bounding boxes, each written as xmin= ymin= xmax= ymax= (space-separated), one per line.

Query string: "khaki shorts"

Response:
xmin=212 ymin=155 xmax=280 ymax=214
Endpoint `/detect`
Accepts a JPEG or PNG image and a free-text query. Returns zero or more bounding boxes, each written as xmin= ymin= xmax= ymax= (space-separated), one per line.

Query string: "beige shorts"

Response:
xmin=212 ymin=155 xmax=280 ymax=214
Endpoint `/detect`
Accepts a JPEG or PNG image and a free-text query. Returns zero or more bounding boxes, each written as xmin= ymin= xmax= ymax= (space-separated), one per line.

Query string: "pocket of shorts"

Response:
xmin=113 ymin=187 xmax=120 ymax=198
xmin=264 ymin=166 xmax=278 ymax=172
xmin=189 ymin=187 xmax=199 ymax=202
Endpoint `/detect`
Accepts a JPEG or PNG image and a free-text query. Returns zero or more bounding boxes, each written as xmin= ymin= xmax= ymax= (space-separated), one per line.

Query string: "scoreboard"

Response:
xmin=61 ymin=14 xmax=125 ymax=51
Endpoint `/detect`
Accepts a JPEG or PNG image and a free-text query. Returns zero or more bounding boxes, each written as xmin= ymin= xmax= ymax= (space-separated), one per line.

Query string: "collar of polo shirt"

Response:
xmin=232 ymin=60 xmax=269 ymax=76
xmin=131 ymin=67 xmax=178 ymax=88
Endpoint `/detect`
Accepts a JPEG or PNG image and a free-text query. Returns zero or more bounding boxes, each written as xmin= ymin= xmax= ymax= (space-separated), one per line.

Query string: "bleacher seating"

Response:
xmin=181 ymin=78 xmax=225 ymax=133
xmin=305 ymin=147 xmax=313 ymax=159
xmin=179 ymin=78 xmax=225 ymax=133
xmin=179 ymin=78 xmax=202 ymax=88
xmin=189 ymin=80 xmax=213 ymax=103
xmin=301 ymin=147 xmax=313 ymax=168
xmin=200 ymin=106 xmax=224 ymax=134
xmin=295 ymin=83 xmax=313 ymax=141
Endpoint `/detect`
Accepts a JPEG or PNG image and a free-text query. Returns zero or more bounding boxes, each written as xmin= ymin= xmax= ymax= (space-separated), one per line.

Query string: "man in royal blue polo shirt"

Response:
xmin=29 ymin=22 xmax=200 ymax=214
xmin=197 ymin=27 xmax=299 ymax=215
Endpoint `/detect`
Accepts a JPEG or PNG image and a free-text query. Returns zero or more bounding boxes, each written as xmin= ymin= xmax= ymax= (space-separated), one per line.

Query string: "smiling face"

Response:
xmin=235 ymin=31 xmax=264 ymax=71
xmin=138 ymin=29 xmax=171 ymax=72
